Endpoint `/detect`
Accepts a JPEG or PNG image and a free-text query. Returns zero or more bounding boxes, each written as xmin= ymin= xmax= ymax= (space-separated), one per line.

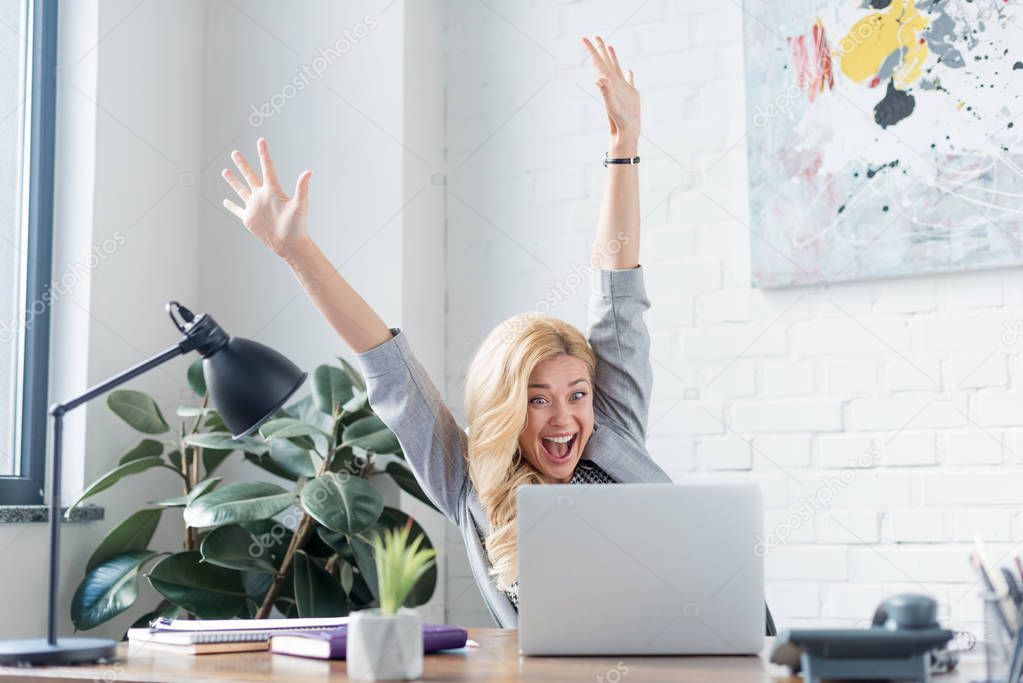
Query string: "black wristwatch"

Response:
xmin=603 ymin=152 xmax=640 ymax=167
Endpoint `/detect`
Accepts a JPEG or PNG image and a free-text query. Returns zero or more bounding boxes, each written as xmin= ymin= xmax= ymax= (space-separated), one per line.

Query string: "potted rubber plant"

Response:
xmin=346 ymin=522 xmax=437 ymax=681
xmin=67 ymin=356 xmax=438 ymax=632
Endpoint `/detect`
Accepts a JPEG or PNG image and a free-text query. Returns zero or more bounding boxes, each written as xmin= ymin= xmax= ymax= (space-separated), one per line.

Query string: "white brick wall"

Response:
xmin=442 ymin=0 xmax=1023 ymax=632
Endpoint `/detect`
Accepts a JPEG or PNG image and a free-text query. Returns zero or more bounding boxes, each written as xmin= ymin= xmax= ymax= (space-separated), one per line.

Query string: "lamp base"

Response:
xmin=0 ymin=637 xmax=116 ymax=665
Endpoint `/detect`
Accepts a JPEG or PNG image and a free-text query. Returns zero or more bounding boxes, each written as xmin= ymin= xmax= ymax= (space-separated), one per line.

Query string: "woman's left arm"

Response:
xmin=582 ymin=35 xmax=641 ymax=269
xmin=581 ymin=38 xmax=653 ymax=447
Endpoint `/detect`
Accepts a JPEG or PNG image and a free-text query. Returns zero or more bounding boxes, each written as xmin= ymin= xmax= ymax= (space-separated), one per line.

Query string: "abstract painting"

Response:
xmin=742 ymin=0 xmax=1023 ymax=287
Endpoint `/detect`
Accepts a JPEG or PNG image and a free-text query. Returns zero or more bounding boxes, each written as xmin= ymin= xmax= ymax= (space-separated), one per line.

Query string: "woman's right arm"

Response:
xmin=221 ymin=138 xmax=392 ymax=353
xmin=222 ymin=139 xmax=468 ymax=522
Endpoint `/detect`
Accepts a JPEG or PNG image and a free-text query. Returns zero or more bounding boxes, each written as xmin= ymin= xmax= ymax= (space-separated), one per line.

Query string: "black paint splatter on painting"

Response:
xmin=874 ymin=78 xmax=916 ymax=128
xmin=866 ymin=160 xmax=900 ymax=178
xmin=1014 ymin=61 xmax=1023 ymax=70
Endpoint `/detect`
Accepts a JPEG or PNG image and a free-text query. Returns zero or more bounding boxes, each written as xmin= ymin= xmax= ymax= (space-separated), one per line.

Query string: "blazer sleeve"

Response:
xmin=354 ymin=328 xmax=468 ymax=525
xmin=585 ymin=266 xmax=654 ymax=447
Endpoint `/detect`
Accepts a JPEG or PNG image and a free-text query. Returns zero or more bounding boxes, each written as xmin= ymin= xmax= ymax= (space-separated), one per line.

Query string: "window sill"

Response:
xmin=0 ymin=504 xmax=104 ymax=523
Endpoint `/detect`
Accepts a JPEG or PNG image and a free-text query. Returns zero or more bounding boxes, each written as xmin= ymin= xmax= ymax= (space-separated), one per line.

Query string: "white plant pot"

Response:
xmin=346 ymin=608 xmax=423 ymax=681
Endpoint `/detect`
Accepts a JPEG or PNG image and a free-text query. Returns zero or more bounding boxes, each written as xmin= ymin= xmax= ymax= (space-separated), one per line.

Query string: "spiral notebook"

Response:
xmin=126 ymin=616 xmax=352 ymax=654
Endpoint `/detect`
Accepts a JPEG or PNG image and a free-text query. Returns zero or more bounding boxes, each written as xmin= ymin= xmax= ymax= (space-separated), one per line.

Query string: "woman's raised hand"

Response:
xmin=581 ymin=36 xmax=640 ymax=152
xmin=222 ymin=138 xmax=312 ymax=258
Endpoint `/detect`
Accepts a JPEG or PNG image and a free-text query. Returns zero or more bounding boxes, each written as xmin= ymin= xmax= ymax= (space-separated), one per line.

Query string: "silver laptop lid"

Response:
xmin=516 ymin=482 xmax=764 ymax=655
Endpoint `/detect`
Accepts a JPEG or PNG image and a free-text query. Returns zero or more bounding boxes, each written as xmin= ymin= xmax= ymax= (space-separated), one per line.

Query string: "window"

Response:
xmin=0 ymin=0 xmax=58 ymax=505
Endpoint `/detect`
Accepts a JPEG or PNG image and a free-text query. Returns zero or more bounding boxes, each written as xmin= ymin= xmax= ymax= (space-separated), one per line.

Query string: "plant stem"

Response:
xmin=254 ymin=413 xmax=341 ymax=619
xmin=254 ymin=513 xmax=317 ymax=619
xmin=181 ymin=394 xmax=209 ymax=552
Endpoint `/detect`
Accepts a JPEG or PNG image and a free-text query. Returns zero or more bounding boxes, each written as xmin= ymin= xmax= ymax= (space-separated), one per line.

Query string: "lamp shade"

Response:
xmin=203 ymin=336 xmax=307 ymax=438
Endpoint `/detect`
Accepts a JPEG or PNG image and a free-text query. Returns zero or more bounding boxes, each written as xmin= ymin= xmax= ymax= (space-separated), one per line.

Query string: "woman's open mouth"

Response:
xmin=539 ymin=432 xmax=578 ymax=464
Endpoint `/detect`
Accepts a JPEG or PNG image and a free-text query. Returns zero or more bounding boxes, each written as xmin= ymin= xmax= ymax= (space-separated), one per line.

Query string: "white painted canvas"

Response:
xmin=743 ymin=0 xmax=1023 ymax=287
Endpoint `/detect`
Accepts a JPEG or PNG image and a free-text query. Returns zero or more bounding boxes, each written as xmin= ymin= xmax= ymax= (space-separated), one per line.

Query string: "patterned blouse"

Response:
xmin=472 ymin=459 xmax=617 ymax=610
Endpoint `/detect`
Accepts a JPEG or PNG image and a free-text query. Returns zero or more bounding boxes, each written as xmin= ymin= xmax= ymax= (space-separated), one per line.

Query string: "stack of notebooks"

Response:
xmin=127 ymin=616 xmax=469 ymax=659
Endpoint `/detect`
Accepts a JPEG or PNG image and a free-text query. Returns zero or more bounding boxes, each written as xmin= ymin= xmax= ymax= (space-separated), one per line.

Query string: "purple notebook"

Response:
xmin=269 ymin=624 xmax=468 ymax=660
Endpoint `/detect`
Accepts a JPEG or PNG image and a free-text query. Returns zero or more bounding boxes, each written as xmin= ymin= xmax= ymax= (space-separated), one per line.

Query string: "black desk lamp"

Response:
xmin=0 ymin=301 xmax=307 ymax=665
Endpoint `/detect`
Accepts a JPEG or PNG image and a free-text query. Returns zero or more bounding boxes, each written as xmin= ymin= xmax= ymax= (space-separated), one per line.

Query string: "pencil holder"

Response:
xmin=977 ymin=590 xmax=1013 ymax=683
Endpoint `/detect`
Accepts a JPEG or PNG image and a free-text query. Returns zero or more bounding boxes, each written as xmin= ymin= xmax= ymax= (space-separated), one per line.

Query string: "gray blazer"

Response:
xmin=354 ymin=266 xmax=671 ymax=628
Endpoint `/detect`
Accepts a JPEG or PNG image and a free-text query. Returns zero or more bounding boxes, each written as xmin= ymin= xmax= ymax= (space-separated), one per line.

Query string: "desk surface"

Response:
xmin=0 ymin=629 xmax=985 ymax=682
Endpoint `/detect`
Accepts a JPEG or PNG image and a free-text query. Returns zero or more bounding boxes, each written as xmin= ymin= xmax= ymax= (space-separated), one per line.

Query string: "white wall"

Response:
xmin=197 ymin=0 xmax=449 ymax=617
xmin=7 ymin=0 xmax=1016 ymax=641
xmin=443 ymin=0 xmax=1023 ymax=631
xmin=0 ymin=0 xmax=206 ymax=640
xmin=2 ymin=0 xmax=450 ymax=640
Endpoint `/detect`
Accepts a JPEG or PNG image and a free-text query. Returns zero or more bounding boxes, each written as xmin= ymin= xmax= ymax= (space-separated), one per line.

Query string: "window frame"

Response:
xmin=1 ymin=0 xmax=58 ymax=505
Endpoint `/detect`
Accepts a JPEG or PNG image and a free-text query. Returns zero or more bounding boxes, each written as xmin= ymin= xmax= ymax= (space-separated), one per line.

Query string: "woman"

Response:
xmin=222 ymin=36 xmax=774 ymax=632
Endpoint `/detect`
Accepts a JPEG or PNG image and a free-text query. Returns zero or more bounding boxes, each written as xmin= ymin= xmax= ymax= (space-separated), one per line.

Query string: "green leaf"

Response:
xmin=328 ymin=446 xmax=362 ymax=476
xmin=184 ymin=432 xmax=267 ymax=454
xmin=342 ymin=389 xmax=368 ymax=414
xmin=258 ymin=418 xmax=329 ymax=441
xmin=166 ymin=449 xmax=183 ymax=471
xmin=317 ymin=527 xmax=351 ymax=561
xmin=312 ymin=365 xmax=355 ymax=416
xmin=292 ymin=550 xmax=348 ymax=618
xmin=71 ymin=551 xmax=158 ymax=630
xmin=287 ymin=395 xmax=333 ymax=434
xmin=340 ymin=415 xmax=400 ymax=454
xmin=176 ymin=406 xmax=212 ymax=417
xmin=274 ymin=575 xmax=299 ymax=617
xmin=300 ymin=473 xmax=383 ymax=535
xmin=200 ymin=524 xmax=276 ymax=574
xmin=66 ymin=457 xmax=169 ymax=516
xmin=340 ymin=562 xmax=354 ymax=596
xmin=243 ymin=452 xmax=300 ymax=482
xmin=268 ymin=439 xmax=319 ymax=479
xmin=385 ymin=462 xmax=439 ymax=512
xmin=184 ymin=481 xmax=295 ymax=528
xmin=241 ymin=571 xmax=274 ymax=607
xmin=202 ymin=449 xmax=233 ymax=476
xmin=304 ymin=526 xmax=337 ymax=559
xmin=204 ymin=411 xmax=227 ymax=432
xmin=146 ymin=551 xmax=247 ymax=618
xmin=347 ymin=570 xmax=375 ymax=610
xmin=107 ymin=390 xmax=170 ymax=434
xmin=242 ymin=520 xmax=293 ymax=569
xmin=350 ymin=537 xmax=378 ymax=601
xmin=370 ymin=519 xmax=436 ymax=614
xmin=337 ymin=356 xmax=367 ymax=393
xmin=130 ymin=599 xmax=182 ymax=629
xmin=118 ymin=439 xmax=164 ymax=465
xmin=187 ymin=358 xmax=206 ymax=398
xmin=187 ymin=476 xmax=221 ymax=504
xmin=375 ymin=507 xmax=437 ymax=607
xmin=149 ymin=494 xmax=187 ymax=507
xmin=87 ymin=509 xmax=162 ymax=572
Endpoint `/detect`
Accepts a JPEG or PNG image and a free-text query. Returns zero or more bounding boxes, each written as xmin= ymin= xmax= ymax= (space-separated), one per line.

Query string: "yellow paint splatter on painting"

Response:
xmin=838 ymin=0 xmax=929 ymax=89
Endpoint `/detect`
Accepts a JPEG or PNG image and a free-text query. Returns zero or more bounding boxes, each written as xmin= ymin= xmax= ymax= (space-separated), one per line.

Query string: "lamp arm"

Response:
xmin=45 ymin=339 xmax=190 ymax=645
xmin=49 ymin=341 xmax=190 ymax=417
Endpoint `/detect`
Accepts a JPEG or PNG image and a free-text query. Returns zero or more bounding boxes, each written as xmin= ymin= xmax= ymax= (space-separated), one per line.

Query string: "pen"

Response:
xmin=971 ymin=553 xmax=1014 ymax=638
xmin=148 ymin=616 xmax=173 ymax=633
xmin=1008 ymin=623 xmax=1023 ymax=683
xmin=1003 ymin=567 xmax=1023 ymax=608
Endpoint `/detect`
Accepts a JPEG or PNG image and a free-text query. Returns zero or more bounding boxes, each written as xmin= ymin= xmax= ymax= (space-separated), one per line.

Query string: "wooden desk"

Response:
xmin=0 ymin=629 xmax=985 ymax=682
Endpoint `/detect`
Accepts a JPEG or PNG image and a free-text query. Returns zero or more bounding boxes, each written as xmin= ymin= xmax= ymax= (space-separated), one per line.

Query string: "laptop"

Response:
xmin=516 ymin=482 xmax=764 ymax=655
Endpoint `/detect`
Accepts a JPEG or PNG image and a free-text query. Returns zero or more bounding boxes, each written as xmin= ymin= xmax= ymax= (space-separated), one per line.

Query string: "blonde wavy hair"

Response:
xmin=463 ymin=313 xmax=597 ymax=592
